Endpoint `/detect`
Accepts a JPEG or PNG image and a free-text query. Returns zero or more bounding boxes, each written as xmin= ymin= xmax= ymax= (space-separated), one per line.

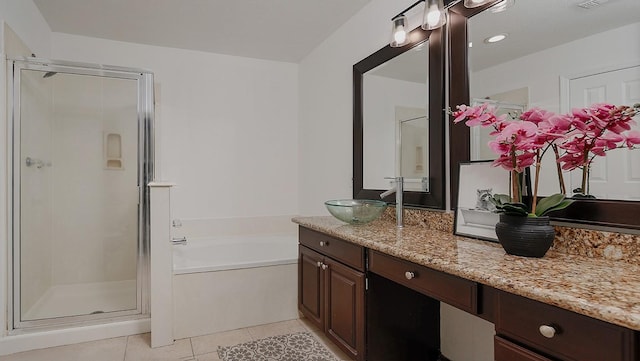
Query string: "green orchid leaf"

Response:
xmin=501 ymin=203 xmax=529 ymax=216
xmin=535 ymin=193 xmax=567 ymax=217
xmin=539 ymin=199 xmax=575 ymax=216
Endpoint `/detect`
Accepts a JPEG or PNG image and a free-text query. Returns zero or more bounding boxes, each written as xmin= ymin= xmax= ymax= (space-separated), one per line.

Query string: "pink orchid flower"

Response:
xmin=625 ymin=130 xmax=640 ymax=148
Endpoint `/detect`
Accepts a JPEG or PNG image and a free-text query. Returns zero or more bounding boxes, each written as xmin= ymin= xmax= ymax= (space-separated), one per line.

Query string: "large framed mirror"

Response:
xmin=354 ymin=24 xmax=445 ymax=208
xmin=449 ymin=0 xmax=640 ymax=229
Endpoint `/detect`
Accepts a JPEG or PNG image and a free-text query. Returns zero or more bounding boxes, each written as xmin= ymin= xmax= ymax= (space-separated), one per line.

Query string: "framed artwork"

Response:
xmin=454 ymin=161 xmax=510 ymax=242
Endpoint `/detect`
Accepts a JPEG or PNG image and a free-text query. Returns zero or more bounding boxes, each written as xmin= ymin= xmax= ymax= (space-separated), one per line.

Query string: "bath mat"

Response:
xmin=217 ymin=332 xmax=339 ymax=361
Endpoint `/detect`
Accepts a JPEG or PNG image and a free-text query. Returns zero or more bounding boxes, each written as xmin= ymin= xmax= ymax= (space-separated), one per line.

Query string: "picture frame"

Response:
xmin=454 ymin=161 xmax=510 ymax=242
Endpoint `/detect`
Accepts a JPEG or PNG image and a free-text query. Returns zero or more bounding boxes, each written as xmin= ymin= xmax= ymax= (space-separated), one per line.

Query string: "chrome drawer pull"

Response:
xmin=539 ymin=325 xmax=557 ymax=338
xmin=405 ymin=271 xmax=415 ymax=280
xmin=321 ymin=263 xmax=329 ymax=270
xmin=319 ymin=241 xmax=328 ymax=247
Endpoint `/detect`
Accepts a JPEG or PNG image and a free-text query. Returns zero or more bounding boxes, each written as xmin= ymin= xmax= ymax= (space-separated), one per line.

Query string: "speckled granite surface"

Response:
xmin=552 ymin=226 xmax=640 ymax=264
xmin=380 ymin=207 xmax=454 ymax=233
xmin=292 ymin=216 xmax=640 ymax=331
xmin=380 ymin=206 xmax=640 ymax=263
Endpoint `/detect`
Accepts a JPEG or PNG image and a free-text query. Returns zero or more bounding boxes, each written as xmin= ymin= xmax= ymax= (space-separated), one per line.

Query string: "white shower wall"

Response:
xmin=18 ymin=71 xmax=140 ymax=318
xmin=19 ymin=69 xmax=54 ymax=313
xmin=50 ymin=74 xmax=139 ymax=286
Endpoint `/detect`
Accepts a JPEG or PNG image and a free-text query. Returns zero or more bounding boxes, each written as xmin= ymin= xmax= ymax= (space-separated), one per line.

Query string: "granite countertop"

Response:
xmin=292 ymin=216 xmax=640 ymax=331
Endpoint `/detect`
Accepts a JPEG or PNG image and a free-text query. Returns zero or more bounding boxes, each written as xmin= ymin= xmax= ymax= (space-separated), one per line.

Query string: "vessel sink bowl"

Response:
xmin=324 ymin=199 xmax=387 ymax=225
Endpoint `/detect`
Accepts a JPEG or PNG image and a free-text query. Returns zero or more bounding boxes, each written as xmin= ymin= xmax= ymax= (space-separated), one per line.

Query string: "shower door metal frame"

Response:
xmin=8 ymin=58 xmax=154 ymax=331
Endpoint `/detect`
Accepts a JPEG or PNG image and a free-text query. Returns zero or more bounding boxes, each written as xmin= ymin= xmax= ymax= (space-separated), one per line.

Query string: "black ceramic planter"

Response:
xmin=495 ymin=215 xmax=555 ymax=258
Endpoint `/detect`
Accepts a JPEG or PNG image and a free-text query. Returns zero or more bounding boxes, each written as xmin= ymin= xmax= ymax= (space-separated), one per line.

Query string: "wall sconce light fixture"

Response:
xmin=390 ymin=14 xmax=409 ymax=47
xmin=422 ymin=0 xmax=446 ymax=30
xmin=389 ymin=0 xmax=447 ymax=47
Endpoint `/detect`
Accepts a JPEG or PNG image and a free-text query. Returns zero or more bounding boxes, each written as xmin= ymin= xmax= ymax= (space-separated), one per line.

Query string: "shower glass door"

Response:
xmin=11 ymin=59 xmax=153 ymax=329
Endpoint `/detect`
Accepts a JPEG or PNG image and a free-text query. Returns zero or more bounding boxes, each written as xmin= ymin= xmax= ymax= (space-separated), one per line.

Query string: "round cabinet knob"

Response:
xmin=405 ymin=271 xmax=415 ymax=280
xmin=539 ymin=325 xmax=557 ymax=338
xmin=319 ymin=241 xmax=327 ymax=247
xmin=316 ymin=261 xmax=322 ymax=268
xmin=321 ymin=264 xmax=329 ymax=270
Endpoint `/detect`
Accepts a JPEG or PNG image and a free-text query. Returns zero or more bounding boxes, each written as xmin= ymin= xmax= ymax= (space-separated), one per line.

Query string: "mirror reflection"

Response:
xmin=363 ymin=40 xmax=429 ymax=192
xmin=468 ymin=0 xmax=640 ymax=201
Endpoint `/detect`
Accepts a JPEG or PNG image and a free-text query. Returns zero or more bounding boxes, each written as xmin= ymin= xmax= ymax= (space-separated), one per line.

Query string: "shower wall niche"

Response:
xmin=12 ymin=59 xmax=153 ymax=329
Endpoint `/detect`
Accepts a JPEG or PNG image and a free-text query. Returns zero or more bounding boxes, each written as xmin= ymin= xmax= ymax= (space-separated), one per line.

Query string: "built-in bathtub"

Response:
xmin=172 ymin=234 xmax=299 ymax=339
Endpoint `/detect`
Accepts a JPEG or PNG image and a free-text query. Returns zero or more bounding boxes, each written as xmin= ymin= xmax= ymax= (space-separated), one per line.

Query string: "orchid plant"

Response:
xmin=556 ymin=103 xmax=640 ymax=197
xmin=451 ymin=102 xmax=640 ymax=217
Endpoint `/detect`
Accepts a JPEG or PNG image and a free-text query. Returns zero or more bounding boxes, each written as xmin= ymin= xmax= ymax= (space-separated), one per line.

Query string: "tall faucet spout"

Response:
xmin=381 ymin=177 xmax=404 ymax=228
xmin=380 ymin=186 xmax=397 ymax=199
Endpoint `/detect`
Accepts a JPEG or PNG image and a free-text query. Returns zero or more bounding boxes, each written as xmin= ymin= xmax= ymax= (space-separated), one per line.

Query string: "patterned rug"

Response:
xmin=218 ymin=332 xmax=339 ymax=361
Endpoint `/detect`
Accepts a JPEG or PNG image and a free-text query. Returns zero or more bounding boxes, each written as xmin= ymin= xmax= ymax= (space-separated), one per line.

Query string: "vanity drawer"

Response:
xmin=496 ymin=292 xmax=636 ymax=361
xmin=299 ymin=227 xmax=365 ymax=271
xmin=495 ymin=336 xmax=553 ymax=361
xmin=368 ymin=250 xmax=477 ymax=313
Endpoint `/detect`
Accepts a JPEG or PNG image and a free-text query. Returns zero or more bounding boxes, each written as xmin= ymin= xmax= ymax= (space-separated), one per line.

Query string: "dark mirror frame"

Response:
xmin=448 ymin=2 xmax=640 ymax=230
xmin=353 ymin=26 xmax=445 ymax=209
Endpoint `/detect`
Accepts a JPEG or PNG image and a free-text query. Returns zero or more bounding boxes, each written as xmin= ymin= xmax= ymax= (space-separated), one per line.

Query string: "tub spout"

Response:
xmin=171 ymin=236 xmax=187 ymax=245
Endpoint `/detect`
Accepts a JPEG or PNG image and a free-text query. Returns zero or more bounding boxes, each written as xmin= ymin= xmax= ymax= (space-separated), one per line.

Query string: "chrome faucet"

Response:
xmin=380 ymin=176 xmax=404 ymax=228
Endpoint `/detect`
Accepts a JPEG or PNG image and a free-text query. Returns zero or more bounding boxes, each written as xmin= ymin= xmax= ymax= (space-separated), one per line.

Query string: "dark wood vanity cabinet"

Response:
xmin=495 ymin=292 xmax=638 ymax=361
xmin=298 ymin=227 xmax=365 ymax=361
xmin=368 ymin=250 xmax=477 ymax=314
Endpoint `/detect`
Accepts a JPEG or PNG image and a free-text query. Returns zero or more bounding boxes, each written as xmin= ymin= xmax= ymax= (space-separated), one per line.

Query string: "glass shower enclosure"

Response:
xmin=9 ymin=58 xmax=154 ymax=330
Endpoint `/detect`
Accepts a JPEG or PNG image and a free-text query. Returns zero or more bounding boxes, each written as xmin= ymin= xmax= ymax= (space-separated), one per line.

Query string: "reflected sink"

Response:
xmin=324 ymin=199 xmax=387 ymax=225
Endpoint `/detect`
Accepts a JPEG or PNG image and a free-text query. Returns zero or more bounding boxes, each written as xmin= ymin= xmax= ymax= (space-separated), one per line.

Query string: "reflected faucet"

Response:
xmin=380 ymin=176 xmax=404 ymax=228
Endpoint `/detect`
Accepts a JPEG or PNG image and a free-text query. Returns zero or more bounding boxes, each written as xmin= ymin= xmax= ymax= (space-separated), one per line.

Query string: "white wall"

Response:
xmin=51 ymin=33 xmax=300 ymax=222
xmin=0 ymin=0 xmax=51 ymax=57
xmin=297 ymin=0 xmax=419 ymax=216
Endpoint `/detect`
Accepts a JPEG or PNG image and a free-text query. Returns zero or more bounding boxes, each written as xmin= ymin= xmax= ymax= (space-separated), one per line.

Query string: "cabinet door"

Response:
xmin=324 ymin=257 xmax=365 ymax=361
xmin=299 ymin=245 xmax=324 ymax=329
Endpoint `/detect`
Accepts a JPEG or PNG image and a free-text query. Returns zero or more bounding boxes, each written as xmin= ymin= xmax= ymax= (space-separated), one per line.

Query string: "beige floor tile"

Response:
xmin=193 ymin=352 xmax=221 ymax=361
xmin=245 ymin=319 xmax=306 ymax=340
xmin=298 ymin=316 xmax=320 ymax=332
xmin=190 ymin=328 xmax=252 ymax=356
xmin=0 ymin=337 xmax=127 ymax=361
xmin=124 ymin=333 xmax=193 ymax=361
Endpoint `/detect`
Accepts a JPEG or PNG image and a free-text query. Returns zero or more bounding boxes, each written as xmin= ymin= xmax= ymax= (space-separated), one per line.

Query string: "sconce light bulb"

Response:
xmin=426 ymin=5 xmax=442 ymax=27
xmin=394 ymin=27 xmax=407 ymax=44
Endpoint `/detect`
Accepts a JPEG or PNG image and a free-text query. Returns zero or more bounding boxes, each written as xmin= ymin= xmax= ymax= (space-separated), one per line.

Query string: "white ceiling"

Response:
xmin=469 ymin=0 xmax=640 ymax=71
xmin=33 ymin=0 xmax=371 ymax=63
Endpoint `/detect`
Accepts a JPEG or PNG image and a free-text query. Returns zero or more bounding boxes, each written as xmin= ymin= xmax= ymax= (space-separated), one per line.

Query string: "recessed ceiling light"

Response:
xmin=484 ymin=33 xmax=508 ymax=43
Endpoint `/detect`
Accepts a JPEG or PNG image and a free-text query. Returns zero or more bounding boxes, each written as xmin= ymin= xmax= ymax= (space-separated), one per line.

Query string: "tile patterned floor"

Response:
xmin=0 ymin=318 xmax=352 ymax=361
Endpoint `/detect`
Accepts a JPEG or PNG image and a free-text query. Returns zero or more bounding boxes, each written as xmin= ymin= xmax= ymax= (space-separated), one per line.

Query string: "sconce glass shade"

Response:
xmin=422 ymin=0 xmax=446 ymax=30
xmin=464 ymin=0 xmax=494 ymax=8
xmin=390 ymin=15 xmax=409 ymax=47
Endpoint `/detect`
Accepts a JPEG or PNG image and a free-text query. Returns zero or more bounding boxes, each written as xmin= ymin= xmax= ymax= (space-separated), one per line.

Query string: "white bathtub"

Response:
xmin=172 ymin=234 xmax=299 ymax=339
xmin=173 ymin=234 xmax=298 ymax=274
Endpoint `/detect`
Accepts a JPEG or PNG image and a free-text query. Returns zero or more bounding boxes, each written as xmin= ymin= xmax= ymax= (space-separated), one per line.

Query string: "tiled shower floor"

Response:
xmin=0 ymin=318 xmax=351 ymax=361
